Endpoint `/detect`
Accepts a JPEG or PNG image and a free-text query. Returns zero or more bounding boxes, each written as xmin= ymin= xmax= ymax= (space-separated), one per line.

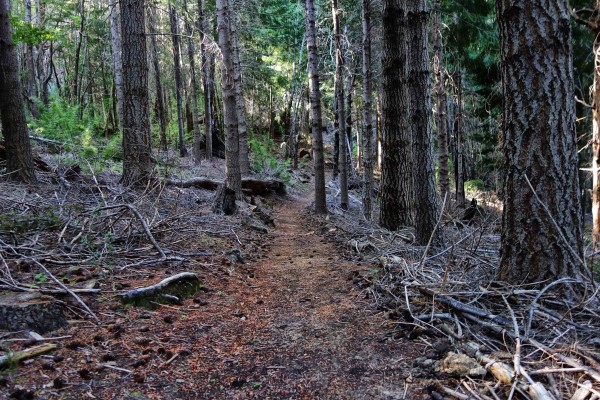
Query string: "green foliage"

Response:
xmin=465 ymin=179 xmax=485 ymax=195
xmin=0 ymin=209 xmax=62 ymax=233
xmin=9 ymin=16 xmax=58 ymax=45
xmin=248 ymin=136 xmax=291 ymax=182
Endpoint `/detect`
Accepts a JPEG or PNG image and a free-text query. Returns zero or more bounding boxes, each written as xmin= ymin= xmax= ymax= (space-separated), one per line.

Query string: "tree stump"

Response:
xmin=0 ymin=292 xmax=68 ymax=334
xmin=212 ymin=186 xmax=237 ymax=215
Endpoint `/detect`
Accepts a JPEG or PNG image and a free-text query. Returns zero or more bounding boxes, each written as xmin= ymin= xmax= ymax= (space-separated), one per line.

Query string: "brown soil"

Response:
xmin=1 ymin=183 xmax=433 ymax=399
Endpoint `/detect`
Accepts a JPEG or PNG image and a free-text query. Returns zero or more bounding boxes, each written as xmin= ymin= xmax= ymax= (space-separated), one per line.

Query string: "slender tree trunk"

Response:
xmin=361 ymin=0 xmax=373 ymax=220
xmin=432 ymin=0 xmax=449 ymax=199
xmin=497 ymin=0 xmax=586 ymax=286
xmin=183 ymin=0 xmax=202 ymax=163
xmin=333 ymin=0 xmax=348 ymax=209
xmin=148 ymin=2 xmax=167 ymax=150
xmin=23 ymin=0 xmax=39 ymax=118
xmin=0 ymin=0 xmax=36 ymax=183
xmin=120 ymin=0 xmax=154 ymax=185
xmin=333 ymin=90 xmax=339 ymax=179
xmin=217 ymin=0 xmax=241 ymax=196
xmin=197 ymin=0 xmax=212 ymax=160
xmin=407 ymin=0 xmax=442 ymax=245
xmin=230 ymin=13 xmax=250 ymax=175
xmin=109 ymin=0 xmax=123 ymax=131
xmin=380 ymin=0 xmax=413 ymax=230
xmin=169 ymin=4 xmax=187 ymax=157
xmin=454 ymin=65 xmax=465 ymax=206
xmin=73 ymin=0 xmax=85 ymax=104
xmin=305 ymin=0 xmax=327 ymax=214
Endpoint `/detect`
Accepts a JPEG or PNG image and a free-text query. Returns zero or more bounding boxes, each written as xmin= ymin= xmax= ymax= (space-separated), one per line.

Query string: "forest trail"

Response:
xmin=181 ymin=192 xmax=429 ymax=399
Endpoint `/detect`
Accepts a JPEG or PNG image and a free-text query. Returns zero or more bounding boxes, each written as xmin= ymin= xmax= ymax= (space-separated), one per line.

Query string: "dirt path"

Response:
xmin=180 ymin=194 xmax=429 ymax=399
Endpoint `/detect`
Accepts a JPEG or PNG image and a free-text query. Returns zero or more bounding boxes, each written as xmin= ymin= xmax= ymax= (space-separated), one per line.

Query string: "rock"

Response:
xmin=0 ymin=291 xmax=67 ymax=334
xmin=438 ymin=352 xmax=486 ymax=377
xmin=227 ymin=249 xmax=245 ymax=264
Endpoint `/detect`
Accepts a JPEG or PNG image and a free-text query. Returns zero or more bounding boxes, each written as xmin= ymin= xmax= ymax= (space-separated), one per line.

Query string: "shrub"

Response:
xmin=248 ymin=136 xmax=291 ymax=182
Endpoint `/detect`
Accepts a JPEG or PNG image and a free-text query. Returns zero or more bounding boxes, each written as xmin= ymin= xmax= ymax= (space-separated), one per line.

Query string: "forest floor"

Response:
xmin=0 ymin=158 xmax=440 ymax=399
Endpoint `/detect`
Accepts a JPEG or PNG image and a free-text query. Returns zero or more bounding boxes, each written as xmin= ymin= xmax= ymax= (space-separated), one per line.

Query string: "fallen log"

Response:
xmin=0 ymin=343 xmax=57 ymax=368
xmin=166 ymin=177 xmax=286 ymax=196
xmin=119 ymin=272 xmax=202 ymax=309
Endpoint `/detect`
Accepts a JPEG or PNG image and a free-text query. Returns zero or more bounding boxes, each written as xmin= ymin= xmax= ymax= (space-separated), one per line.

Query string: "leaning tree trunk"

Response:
xmin=305 ymin=0 xmax=327 ymax=214
xmin=407 ymin=0 xmax=442 ymax=245
xmin=332 ymin=0 xmax=348 ymax=210
xmin=198 ymin=0 xmax=212 ymax=160
xmin=217 ymin=0 xmax=241 ymax=197
xmin=361 ymin=0 xmax=373 ymax=220
xmin=432 ymin=0 xmax=449 ymax=199
xmin=183 ymin=0 xmax=202 ymax=163
xmin=169 ymin=4 xmax=187 ymax=157
xmin=230 ymin=14 xmax=250 ymax=175
xmin=109 ymin=0 xmax=124 ymax=131
xmin=148 ymin=2 xmax=167 ymax=150
xmin=497 ymin=0 xmax=586 ymax=286
xmin=380 ymin=0 xmax=413 ymax=230
xmin=120 ymin=0 xmax=154 ymax=186
xmin=0 ymin=0 xmax=37 ymax=183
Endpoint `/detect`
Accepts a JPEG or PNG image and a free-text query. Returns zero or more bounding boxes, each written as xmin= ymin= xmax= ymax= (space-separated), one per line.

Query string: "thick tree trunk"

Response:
xmin=109 ymin=0 xmax=123 ymax=131
xmin=148 ymin=3 xmax=167 ymax=151
xmin=120 ymin=0 xmax=154 ymax=185
xmin=217 ymin=0 xmax=241 ymax=197
xmin=198 ymin=0 xmax=212 ymax=160
xmin=407 ymin=0 xmax=442 ymax=245
xmin=332 ymin=0 xmax=348 ymax=210
xmin=305 ymin=0 xmax=327 ymax=214
xmin=0 ymin=0 xmax=36 ymax=183
xmin=169 ymin=4 xmax=187 ymax=157
xmin=361 ymin=0 xmax=373 ymax=221
xmin=432 ymin=0 xmax=449 ymax=199
xmin=380 ymin=0 xmax=413 ymax=230
xmin=183 ymin=0 xmax=202 ymax=164
xmin=230 ymin=15 xmax=250 ymax=175
xmin=497 ymin=0 xmax=586 ymax=285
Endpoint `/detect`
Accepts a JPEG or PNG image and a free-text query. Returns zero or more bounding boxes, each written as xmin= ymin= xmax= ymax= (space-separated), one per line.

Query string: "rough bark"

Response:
xmin=305 ymin=0 xmax=327 ymax=214
xmin=23 ymin=0 xmax=39 ymax=118
xmin=120 ymin=0 xmax=154 ymax=186
xmin=198 ymin=0 xmax=213 ymax=160
xmin=454 ymin=66 xmax=465 ymax=206
xmin=361 ymin=0 xmax=373 ymax=220
xmin=217 ymin=0 xmax=242 ymax=197
xmin=497 ymin=0 xmax=586 ymax=285
xmin=333 ymin=0 xmax=348 ymax=210
xmin=109 ymin=0 xmax=124 ymax=131
xmin=407 ymin=0 xmax=442 ymax=245
xmin=230 ymin=12 xmax=250 ymax=175
xmin=432 ymin=0 xmax=449 ymax=199
xmin=73 ymin=0 xmax=86 ymax=104
xmin=182 ymin=0 xmax=202 ymax=163
xmin=148 ymin=3 xmax=167 ymax=151
xmin=0 ymin=291 xmax=67 ymax=334
xmin=0 ymin=0 xmax=37 ymax=183
xmin=380 ymin=0 xmax=413 ymax=230
xmin=169 ymin=4 xmax=188 ymax=157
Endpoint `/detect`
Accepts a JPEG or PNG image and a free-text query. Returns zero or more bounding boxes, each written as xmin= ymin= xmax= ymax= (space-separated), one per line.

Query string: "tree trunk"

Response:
xmin=407 ymin=0 xmax=442 ymax=245
xmin=380 ymin=0 xmax=413 ymax=230
xmin=148 ymin=2 xmax=167 ymax=151
xmin=120 ymin=0 xmax=154 ymax=186
xmin=0 ymin=0 xmax=36 ymax=183
xmin=305 ymin=0 xmax=327 ymax=214
xmin=217 ymin=0 xmax=241 ymax=197
xmin=333 ymin=89 xmax=339 ymax=179
xmin=432 ymin=0 xmax=449 ymax=199
xmin=454 ymin=65 xmax=465 ymax=206
xmin=23 ymin=0 xmax=39 ymax=118
xmin=73 ymin=0 xmax=85 ymax=104
xmin=361 ymin=0 xmax=373 ymax=220
xmin=332 ymin=0 xmax=348 ymax=210
xmin=169 ymin=4 xmax=187 ymax=157
xmin=109 ymin=0 xmax=123 ymax=131
xmin=230 ymin=14 xmax=250 ymax=175
xmin=497 ymin=0 xmax=586 ymax=286
xmin=197 ymin=0 xmax=212 ymax=160
xmin=183 ymin=0 xmax=202 ymax=164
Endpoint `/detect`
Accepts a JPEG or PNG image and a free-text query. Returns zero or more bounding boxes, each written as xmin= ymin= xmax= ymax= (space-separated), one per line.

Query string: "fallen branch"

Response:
xmin=0 ymin=343 xmax=57 ymax=368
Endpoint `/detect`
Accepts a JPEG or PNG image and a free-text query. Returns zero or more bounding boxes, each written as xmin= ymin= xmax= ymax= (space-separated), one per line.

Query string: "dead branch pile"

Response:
xmin=313 ymin=182 xmax=600 ymax=399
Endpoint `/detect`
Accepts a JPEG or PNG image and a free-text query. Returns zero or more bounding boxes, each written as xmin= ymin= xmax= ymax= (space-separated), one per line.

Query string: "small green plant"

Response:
xmin=465 ymin=179 xmax=485 ymax=195
xmin=249 ymin=136 xmax=291 ymax=182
